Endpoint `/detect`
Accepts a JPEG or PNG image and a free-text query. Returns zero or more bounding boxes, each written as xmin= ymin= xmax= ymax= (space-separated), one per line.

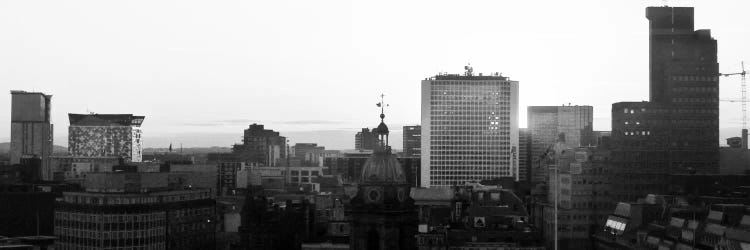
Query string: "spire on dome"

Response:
xmin=374 ymin=94 xmax=390 ymax=150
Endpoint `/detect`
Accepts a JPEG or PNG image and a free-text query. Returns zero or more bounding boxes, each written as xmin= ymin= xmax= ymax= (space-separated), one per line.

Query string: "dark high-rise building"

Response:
xmin=528 ymin=105 xmax=593 ymax=184
xmin=609 ymin=6 xmax=720 ymax=202
xmin=518 ymin=128 xmax=532 ymax=183
xmin=68 ymin=113 xmax=145 ymax=162
xmin=354 ymin=128 xmax=377 ymax=151
xmin=402 ymin=125 xmax=421 ymax=157
xmin=232 ymin=124 xmax=286 ymax=166
xmin=10 ymin=90 xmax=54 ymax=180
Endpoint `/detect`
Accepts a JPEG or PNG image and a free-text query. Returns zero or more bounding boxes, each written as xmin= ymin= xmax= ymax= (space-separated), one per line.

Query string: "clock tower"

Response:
xmin=348 ymin=97 xmax=416 ymax=250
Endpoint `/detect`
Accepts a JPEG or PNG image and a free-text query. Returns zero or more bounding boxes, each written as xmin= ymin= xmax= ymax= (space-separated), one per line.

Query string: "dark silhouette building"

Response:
xmin=239 ymin=188 xmax=315 ymax=250
xmin=232 ymin=124 xmax=286 ymax=166
xmin=411 ymin=183 xmax=543 ymax=249
xmin=355 ymin=128 xmax=378 ymax=151
xmin=10 ymin=90 xmax=54 ymax=180
xmin=610 ymin=6 xmax=720 ymax=202
xmin=347 ymin=111 xmax=416 ymax=250
xmin=518 ymin=128 xmax=532 ymax=183
xmin=402 ymin=125 xmax=421 ymax=157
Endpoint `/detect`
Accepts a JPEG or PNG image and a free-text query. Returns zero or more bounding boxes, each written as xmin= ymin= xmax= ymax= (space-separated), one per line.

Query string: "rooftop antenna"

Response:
xmin=464 ymin=63 xmax=474 ymax=76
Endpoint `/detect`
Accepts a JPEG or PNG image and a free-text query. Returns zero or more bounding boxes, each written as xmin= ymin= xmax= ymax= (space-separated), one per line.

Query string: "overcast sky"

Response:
xmin=1 ymin=1 xmax=749 ymax=149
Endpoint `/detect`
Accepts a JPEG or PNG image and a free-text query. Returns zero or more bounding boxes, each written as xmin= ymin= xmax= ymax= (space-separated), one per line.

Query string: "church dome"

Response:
xmin=360 ymin=150 xmax=406 ymax=183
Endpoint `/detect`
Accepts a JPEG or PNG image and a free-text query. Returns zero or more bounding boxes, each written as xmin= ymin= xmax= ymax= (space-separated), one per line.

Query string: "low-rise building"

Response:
xmin=594 ymin=193 xmax=750 ymax=250
xmin=53 ymin=172 xmax=215 ymax=250
xmin=411 ymin=183 xmax=544 ymax=250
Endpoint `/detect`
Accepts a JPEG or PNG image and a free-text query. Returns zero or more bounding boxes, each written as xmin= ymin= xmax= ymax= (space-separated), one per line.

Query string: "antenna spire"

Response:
xmin=376 ymin=93 xmax=388 ymax=121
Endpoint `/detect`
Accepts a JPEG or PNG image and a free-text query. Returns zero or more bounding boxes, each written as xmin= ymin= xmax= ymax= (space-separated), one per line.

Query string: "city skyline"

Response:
xmin=1 ymin=1 xmax=749 ymax=150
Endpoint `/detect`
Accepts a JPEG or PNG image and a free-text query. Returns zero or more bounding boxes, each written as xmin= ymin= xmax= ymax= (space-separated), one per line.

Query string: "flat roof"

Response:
xmin=10 ymin=90 xmax=52 ymax=97
xmin=69 ymin=113 xmax=145 ymax=126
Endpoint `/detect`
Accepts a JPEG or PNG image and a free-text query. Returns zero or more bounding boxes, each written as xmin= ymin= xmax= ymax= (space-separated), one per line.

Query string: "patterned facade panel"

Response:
xmin=69 ymin=126 xmax=134 ymax=161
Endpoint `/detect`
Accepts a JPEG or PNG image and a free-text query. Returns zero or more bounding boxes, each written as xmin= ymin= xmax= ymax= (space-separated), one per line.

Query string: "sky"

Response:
xmin=1 ymin=0 xmax=749 ymax=150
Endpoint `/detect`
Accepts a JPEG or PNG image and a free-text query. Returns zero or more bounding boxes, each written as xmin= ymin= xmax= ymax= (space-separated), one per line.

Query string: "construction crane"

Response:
xmin=720 ymin=61 xmax=747 ymax=129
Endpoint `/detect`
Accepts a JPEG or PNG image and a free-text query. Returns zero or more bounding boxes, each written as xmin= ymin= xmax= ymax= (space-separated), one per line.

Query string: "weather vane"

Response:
xmin=376 ymin=93 xmax=389 ymax=120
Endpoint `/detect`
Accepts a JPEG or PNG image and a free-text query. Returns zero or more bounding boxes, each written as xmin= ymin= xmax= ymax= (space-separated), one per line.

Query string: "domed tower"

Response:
xmin=348 ymin=97 xmax=416 ymax=250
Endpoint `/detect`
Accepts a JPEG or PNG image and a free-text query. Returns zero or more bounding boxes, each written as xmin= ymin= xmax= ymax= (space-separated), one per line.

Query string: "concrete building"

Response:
xmin=535 ymin=144 xmax=616 ymax=250
xmin=421 ymin=67 xmax=519 ymax=187
xmin=231 ymin=123 xmax=286 ymax=166
xmin=10 ymin=90 xmax=54 ymax=180
xmin=54 ymin=172 xmax=215 ymax=250
xmin=403 ymin=125 xmax=421 ymax=157
xmin=68 ymin=113 xmax=145 ymax=162
xmin=527 ymin=105 xmax=593 ymax=184
xmin=354 ymin=128 xmax=377 ymax=151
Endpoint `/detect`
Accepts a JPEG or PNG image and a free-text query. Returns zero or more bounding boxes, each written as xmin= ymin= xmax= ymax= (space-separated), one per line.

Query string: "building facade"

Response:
xmin=355 ymin=128 xmax=378 ymax=151
xmin=609 ymin=6 xmax=720 ymax=202
xmin=10 ymin=90 xmax=54 ymax=180
xmin=421 ymin=66 xmax=518 ymax=187
xmin=518 ymin=128 xmax=532 ymax=183
xmin=68 ymin=114 xmax=145 ymax=163
xmin=403 ymin=125 xmax=421 ymax=157
xmin=411 ymin=184 xmax=543 ymax=250
xmin=527 ymin=105 xmax=593 ymax=184
xmin=53 ymin=172 xmax=215 ymax=250
xmin=421 ymin=68 xmax=519 ymax=187
xmin=292 ymin=143 xmax=325 ymax=165
xmin=232 ymin=123 xmax=286 ymax=166
xmin=537 ymin=145 xmax=615 ymax=250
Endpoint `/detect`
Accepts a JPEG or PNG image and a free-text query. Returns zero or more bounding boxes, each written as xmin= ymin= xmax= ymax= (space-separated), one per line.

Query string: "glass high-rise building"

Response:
xmin=527 ymin=105 xmax=593 ymax=184
xmin=420 ymin=68 xmax=519 ymax=187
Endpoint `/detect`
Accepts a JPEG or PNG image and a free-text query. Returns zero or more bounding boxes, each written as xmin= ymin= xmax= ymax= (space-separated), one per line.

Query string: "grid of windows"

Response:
xmin=422 ymin=78 xmax=518 ymax=187
xmin=54 ymin=190 xmax=214 ymax=250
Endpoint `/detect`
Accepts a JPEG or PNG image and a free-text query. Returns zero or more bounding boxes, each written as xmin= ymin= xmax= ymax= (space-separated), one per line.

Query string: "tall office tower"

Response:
xmin=528 ymin=105 xmax=593 ymax=184
xmin=610 ymin=6 xmax=720 ymax=201
xmin=232 ymin=123 xmax=286 ymax=166
xmin=420 ymin=66 xmax=519 ymax=187
xmin=354 ymin=128 xmax=377 ymax=150
xmin=10 ymin=90 xmax=54 ymax=180
xmin=518 ymin=128 xmax=532 ymax=182
xmin=68 ymin=114 xmax=145 ymax=162
xmin=402 ymin=125 xmax=421 ymax=157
